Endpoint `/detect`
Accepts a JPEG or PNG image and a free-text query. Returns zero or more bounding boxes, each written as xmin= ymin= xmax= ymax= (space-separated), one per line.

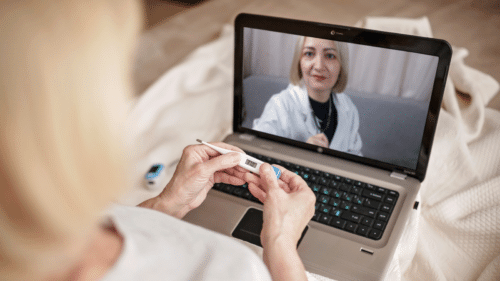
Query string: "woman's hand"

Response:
xmin=246 ymin=164 xmax=315 ymax=281
xmin=307 ymin=133 xmax=329 ymax=147
xmin=248 ymin=164 xmax=315 ymax=248
xmin=139 ymin=143 xmax=247 ymax=218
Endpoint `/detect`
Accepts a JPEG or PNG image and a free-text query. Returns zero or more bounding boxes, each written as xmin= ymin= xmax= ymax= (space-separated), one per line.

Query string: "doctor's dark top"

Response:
xmin=308 ymin=96 xmax=338 ymax=144
xmin=252 ymin=84 xmax=362 ymax=156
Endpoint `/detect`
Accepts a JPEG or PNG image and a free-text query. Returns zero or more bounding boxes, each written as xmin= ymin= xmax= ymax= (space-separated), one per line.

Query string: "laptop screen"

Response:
xmin=234 ymin=14 xmax=451 ymax=181
xmin=239 ymin=27 xmax=439 ymax=171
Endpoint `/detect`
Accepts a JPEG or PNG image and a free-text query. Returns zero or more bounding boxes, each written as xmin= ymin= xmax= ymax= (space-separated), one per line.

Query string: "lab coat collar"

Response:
xmin=296 ymin=83 xmax=352 ymax=149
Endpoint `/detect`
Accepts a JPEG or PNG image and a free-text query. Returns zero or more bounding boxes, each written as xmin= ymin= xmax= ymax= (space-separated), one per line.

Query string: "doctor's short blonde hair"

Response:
xmin=0 ymin=0 xmax=141 ymax=280
xmin=289 ymin=36 xmax=349 ymax=93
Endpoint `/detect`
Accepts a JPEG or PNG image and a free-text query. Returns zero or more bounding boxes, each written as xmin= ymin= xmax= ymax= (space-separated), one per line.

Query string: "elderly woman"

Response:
xmin=253 ymin=36 xmax=362 ymax=156
xmin=0 ymin=1 xmax=315 ymax=281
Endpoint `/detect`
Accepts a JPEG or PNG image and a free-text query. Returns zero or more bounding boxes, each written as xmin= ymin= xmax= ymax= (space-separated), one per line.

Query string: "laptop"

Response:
xmin=183 ymin=13 xmax=451 ymax=280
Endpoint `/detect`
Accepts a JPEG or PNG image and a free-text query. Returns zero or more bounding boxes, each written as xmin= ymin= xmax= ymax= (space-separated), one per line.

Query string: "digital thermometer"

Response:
xmin=196 ymin=139 xmax=281 ymax=179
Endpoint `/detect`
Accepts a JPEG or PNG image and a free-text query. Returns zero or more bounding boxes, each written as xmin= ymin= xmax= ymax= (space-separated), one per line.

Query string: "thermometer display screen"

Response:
xmin=245 ymin=159 xmax=257 ymax=168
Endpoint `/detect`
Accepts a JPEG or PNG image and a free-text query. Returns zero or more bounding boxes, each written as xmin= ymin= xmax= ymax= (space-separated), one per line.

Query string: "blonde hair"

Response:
xmin=289 ymin=36 xmax=349 ymax=93
xmin=0 ymin=0 xmax=142 ymax=279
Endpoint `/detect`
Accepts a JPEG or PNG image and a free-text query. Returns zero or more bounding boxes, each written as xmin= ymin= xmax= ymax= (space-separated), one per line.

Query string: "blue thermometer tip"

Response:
xmin=272 ymin=166 xmax=281 ymax=179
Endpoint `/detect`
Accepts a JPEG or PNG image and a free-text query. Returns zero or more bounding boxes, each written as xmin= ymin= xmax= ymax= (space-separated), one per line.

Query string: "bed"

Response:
xmin=123 ymin=0 xmax=500 ymax=280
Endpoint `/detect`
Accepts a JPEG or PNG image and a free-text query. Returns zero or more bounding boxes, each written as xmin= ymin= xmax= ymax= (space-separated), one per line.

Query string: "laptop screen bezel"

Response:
xmin=233 ymin=13 xmax=451 ymax=182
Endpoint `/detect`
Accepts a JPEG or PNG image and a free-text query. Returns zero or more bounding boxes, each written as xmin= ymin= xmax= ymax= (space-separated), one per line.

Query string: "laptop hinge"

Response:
xmin=390 ymin=171 xmax=407 ymax=180
xmin=239 ymin=133 xmax=256 ymax=141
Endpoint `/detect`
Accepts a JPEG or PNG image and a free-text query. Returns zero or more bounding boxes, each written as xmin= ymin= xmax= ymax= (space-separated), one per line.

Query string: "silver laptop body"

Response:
xmin=184 ymin=13 xmax=451 ymax=281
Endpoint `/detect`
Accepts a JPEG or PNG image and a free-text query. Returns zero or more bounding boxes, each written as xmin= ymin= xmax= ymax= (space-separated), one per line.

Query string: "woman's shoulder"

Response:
xmin=102 ymin=205 xmax=271 ymax=281
xmin=334 ymin=92 xmax=358 ymax=113
xmin=270 ymin=83 xmax=307 ymax=107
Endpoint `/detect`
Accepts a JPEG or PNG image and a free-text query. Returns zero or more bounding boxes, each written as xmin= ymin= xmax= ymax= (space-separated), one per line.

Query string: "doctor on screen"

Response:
xmin=252 ymin=36 xmax=362 ymax=156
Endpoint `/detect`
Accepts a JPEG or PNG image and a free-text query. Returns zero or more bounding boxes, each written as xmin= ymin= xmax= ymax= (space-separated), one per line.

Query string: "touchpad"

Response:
xmin=231 ymin=208 xmax=308 ymax=248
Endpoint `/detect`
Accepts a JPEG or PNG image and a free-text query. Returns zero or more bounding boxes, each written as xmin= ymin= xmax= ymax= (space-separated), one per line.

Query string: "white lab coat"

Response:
xmin=252 ymin=84 xmax=363 ymax=156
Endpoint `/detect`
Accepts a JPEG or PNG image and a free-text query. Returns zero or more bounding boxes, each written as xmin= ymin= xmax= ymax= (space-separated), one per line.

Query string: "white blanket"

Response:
xmin=124 ymin=19 xmax=500 ymax=281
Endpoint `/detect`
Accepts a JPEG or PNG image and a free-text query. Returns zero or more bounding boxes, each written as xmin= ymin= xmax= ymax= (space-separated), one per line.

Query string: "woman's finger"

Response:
xmin=200 ymin=142 xmax=245 ymax=158
xmin=244 ymin=171 xmax=261 ymax=186
xmin=214 ymin=171 xmax=246 ymax=186
xmin=318 ymin=133 xmax=328 ymax=142
xmin=248 ymin=183 xmax=266 ymax=203
xmin=272 ymin=164 xmax=307 ymax=193
xmin=200 ymin=152 xmax=241 ymax=176
xmin=259 ymin=163 xmax=280 ymax=192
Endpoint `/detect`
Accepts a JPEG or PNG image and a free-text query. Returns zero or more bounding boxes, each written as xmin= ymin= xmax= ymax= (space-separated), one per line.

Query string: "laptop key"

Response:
xmin=329 ymin=198 xmax=341 ymax=207
xmin=333 ymin=190 xmax=342 ymax=198
xmin=351 ymin=186 xmax=362 ymax=195
xmin=388 ymin=190 xmax=399 ymax=197
xmin=213 ymin=183 xmax=223 ymax=190
xmin=369 ymin=229 xmax=382 ymax=239
xmin=339 ymin=183 xmax=351 ymax=192
xmin=361 ymin=217 xmax=374 ymax=227
xmin=356 ymin=225 xmax=371 ymax=237
xmin=233 ymin=187 xmax=244 ymax=197
xmin=242 ymin=190 xmax=252 ymax=200
xmin=320 ymin=187 xmax=332 ymax=196
xmin=385 ymin=196 xmax=397 ymax=204
xmin=365 ymin=209 xmax=377 ymax=218
xmin=345 ymin=222 xmax=358 ymax=233
xmin=311 ymin=184 xmax=321 ymax=193
xmin=352 ymin=195 xmax=364 ymax=205
xmin=319 ymin=195 xmax=330 ymax=204
xmin=373 ymin=220 xmax=386 ymax=230
xmin=364 ymin=198 xmax=381 ymax=209
xmin=328 ymin=180 xmax=339 ymax=189
xmin=351 ymin=205 xmax=364 ymax=214
xmin=340 ymin=201 xmax=352 ymax=211
xmin=381 ymin=204 xmax=393 ymax=213
xmin=318 ymin=177 xmax=329 ymax=186
xmin=362 ymin=190 xmax=384 ymax=201
xmin=309 ymin=175 xmax=318 ymax=183
xmin=352 ymin=205 xmax=376 ymax=218
xmin=331 ymin=209 xmax=343 ymax=217
xmin=312 ymin=212 xmax=320 ymax=221
xmin=319 ymin=214 xmax=332 ymax=225
xmin=341 ymin=211 xmax=362 ymax=223
xmin=330 ymin=218 xmax=347 ymax=229
xmin=320 ymin=204 xmax=332 ymax=214
xmin=377 ymin=212 xmax=389 ymax=222
xmin=322 ymin=171 xmax=333 ymax=178
xmin=222 ymin=184 xmax=235 ymax=194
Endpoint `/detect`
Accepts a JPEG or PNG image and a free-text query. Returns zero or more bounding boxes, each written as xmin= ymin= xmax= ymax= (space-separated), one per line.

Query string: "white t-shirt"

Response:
xmin=100 ymin=205 xmax=272 ymax=281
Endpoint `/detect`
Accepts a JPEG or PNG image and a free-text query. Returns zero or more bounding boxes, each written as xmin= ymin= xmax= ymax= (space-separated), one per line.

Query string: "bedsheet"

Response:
xmin=123 ymin=17 xmax=500 ymax=280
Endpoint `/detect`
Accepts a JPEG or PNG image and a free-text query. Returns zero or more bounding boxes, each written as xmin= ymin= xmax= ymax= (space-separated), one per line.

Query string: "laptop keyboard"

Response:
xmin=212 ymin=151 xmax=399 ymax=241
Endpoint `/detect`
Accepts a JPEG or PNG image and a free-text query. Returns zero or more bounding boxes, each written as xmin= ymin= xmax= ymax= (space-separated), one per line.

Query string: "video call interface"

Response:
xmin=240 ymin=27 xmax=440 ymax=170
